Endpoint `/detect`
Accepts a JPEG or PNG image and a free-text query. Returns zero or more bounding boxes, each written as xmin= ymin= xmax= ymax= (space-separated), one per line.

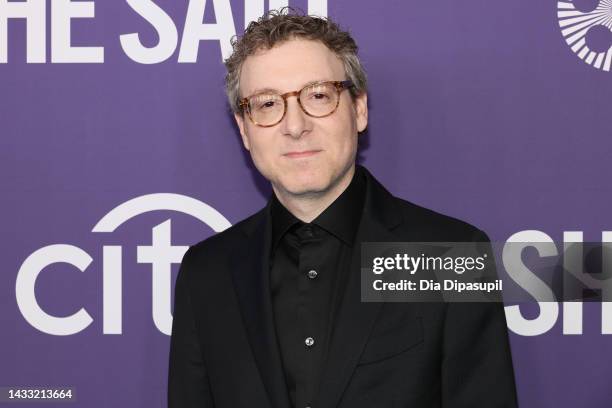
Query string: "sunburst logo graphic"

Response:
xmin=558 ymin=0 xmax=612 ymax=71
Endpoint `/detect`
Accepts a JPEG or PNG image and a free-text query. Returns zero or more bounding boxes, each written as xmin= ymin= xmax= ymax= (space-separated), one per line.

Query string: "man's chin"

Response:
xmin=284 ymin=184 xmax=327 ymax=197
xmin=276 ymin=179 xmax=331 ymax=198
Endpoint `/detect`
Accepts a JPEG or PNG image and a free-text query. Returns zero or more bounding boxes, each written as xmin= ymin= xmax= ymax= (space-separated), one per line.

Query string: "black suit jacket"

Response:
xmin=168 ymin=167 xmax=518 ymax=408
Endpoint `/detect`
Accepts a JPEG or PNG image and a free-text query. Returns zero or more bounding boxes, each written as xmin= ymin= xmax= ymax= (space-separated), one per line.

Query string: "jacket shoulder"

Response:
xmin=392 ymin=196 xmax=489 ymax=242
xmin=187 ymin=206 xmax=266 ymax=261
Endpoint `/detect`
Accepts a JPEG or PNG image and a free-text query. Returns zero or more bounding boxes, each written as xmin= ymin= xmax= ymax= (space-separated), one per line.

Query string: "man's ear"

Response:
xmin=354 ymin=92 xmax=368 ymax=133
xmin=234 ymin=112 xmax=250 ymax=151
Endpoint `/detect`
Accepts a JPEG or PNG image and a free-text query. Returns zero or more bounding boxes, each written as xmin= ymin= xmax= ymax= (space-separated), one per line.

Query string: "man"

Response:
xmin=168 ymin=9 xmax=517 ymax=408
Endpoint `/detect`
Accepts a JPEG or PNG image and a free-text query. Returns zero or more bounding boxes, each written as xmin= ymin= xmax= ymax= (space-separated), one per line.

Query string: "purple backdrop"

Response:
xmin=2 ymin=0 xmax=611 ymax=406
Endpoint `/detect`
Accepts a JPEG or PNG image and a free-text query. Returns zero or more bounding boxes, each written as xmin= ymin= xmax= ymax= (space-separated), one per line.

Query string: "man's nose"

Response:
xmin=280 ymin=96 xmax=310 ymax=139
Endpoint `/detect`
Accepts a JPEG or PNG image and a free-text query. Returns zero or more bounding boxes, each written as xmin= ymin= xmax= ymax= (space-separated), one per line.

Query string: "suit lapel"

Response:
xmin=316 ymin=168 xmax=404 ymax=408
xmin=230 ymin=210 xmax=291 ymax=408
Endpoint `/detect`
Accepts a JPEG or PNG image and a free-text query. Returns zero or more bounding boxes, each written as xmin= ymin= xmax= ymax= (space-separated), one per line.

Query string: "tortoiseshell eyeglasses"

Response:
xmin=239 ymin=80 xmax=354 ymax=127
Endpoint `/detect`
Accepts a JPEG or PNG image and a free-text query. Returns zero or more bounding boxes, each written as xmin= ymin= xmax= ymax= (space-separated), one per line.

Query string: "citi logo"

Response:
xmin=557 ymin=0 xmax=612 ymax=71
xmin=15 ymin=193 xmax=231 ymax=336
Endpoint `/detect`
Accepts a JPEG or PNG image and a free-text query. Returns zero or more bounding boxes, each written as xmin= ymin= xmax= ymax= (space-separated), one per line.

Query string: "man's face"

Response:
xmin=234 ymin=39 xmax=368 ymax=199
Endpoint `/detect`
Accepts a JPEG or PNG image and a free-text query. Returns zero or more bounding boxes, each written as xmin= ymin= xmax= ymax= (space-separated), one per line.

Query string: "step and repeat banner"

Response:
xmin=2 ymin=0 xmax=611 ymax=406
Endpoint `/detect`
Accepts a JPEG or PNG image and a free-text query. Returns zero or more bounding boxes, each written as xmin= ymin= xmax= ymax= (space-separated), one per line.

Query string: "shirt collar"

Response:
xmin=270 ymin=192 xmax=301 ymax=250
xmin=270 ymin=165 xmax=366 ymax=248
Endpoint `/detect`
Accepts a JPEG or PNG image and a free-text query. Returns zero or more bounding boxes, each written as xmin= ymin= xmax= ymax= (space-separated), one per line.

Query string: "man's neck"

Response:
xmin=273 ymin=165 xmax=356 ymax=223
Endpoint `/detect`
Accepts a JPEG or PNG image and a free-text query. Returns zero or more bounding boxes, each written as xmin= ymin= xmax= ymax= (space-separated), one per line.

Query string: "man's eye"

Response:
xmin=256 ymin=100 xmax=277 ymax=109
xmin=307 ymin=92 xmax=332 ymax=102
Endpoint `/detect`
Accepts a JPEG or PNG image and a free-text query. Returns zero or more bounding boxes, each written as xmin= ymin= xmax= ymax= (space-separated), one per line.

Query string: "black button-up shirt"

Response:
xmin=269 ymin=167 xmax=366 ymax=408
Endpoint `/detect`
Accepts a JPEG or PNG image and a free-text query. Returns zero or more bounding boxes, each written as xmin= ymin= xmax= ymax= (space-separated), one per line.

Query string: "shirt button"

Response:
xmin=305 ymin=337 xmax=315 ymax=347
xmin=303 ymin=226 xmax=314 ymax=238
xmin=307 ymin=269 xmax=318 ymax=279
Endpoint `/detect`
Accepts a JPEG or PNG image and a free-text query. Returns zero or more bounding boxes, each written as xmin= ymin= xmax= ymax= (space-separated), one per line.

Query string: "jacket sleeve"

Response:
xmin=441 ymin=230 xmax=518 ymax=407
xmin=168 ymin=246 xmax=215 ymax=407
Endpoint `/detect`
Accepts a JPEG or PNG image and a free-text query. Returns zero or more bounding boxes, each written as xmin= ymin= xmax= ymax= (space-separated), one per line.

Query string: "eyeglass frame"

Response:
xmin=238 ymin=80 xmax=355 ymax=128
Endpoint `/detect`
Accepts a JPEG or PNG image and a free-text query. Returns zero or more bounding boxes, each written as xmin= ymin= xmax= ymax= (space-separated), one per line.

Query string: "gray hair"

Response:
xmin=224 ymin=7 xmax=368 ymax=114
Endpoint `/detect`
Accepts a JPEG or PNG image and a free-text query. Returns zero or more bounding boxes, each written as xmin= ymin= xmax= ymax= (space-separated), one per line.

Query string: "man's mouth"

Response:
xmin=283 ymin=150 xmax=322 ymax=159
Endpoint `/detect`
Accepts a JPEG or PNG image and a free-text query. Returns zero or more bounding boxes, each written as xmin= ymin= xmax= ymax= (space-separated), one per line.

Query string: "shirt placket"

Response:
xmin=295 ymin=225 xmax=322 ymax=408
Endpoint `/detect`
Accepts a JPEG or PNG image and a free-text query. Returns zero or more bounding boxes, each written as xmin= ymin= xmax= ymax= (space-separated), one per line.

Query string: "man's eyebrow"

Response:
xmin=247 ymin=79 xmax=334 ymax=96
xmin=248 ymin=87 xmax=280 ymax=95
